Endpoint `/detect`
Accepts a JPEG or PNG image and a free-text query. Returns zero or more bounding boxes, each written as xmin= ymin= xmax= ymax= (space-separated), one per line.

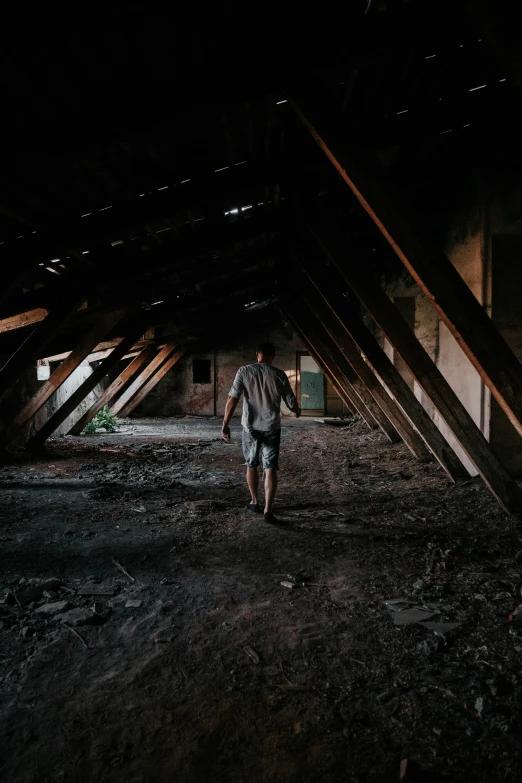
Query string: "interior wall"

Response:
xmin=382 ymin=212 xmax=490 ymax=477
xmin=133 ymin=307 xmax=312 ymax=419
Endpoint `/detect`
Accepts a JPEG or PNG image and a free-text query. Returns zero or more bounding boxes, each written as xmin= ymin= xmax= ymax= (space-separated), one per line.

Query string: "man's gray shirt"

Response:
xmin=228 ymin=362 xmax=297 ymax=432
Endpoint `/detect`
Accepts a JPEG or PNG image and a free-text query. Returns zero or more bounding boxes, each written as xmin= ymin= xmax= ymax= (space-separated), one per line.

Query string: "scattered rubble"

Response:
xmin=2 ymin=418 xmax=522 ymax=781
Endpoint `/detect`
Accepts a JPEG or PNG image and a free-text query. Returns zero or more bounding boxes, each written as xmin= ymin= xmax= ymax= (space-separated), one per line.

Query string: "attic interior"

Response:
xmin=3 ymin=3 xmax=522 ymax=781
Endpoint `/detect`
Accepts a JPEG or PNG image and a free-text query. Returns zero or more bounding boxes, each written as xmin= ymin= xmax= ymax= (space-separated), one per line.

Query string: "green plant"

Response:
xmin=83 ymin=406 xmax=120 ymax=434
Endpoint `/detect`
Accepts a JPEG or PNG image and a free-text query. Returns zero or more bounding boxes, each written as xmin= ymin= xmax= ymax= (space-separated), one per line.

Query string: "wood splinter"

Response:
xmin=63 ymin=623 xmax=89 ymax=649
xmin=111 ymin=557 xmax=136 ymax=582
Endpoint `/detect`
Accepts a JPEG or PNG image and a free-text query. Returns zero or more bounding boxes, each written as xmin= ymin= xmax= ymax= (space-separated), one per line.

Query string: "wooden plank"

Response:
xmin=68 ymin=344 xmax=157 ymax=435
xmin=306 ymin=218 xmax=522 ymax=514
xmin=27 ymin=325 xmax=147 ymax=447
xmin=0 ymin=308 xmax=48 ymax=334
xmin=41 ymin=337 xmax=155 ymax=364
xmin=0 ymin=309 xmax=126 ymax=448
xmin=119 ymin=348 xmax=185 ymax=416
xmin=85 ymin=340 xmax=158 ymax=363
xmin=286 ymin=300 xmax=401 ymax=443
xmin=300 ymin=261 xmax=468 ymax=481
xmin=298 ymin=291 xmax=432 ymax=462
xmin=287 ymin=308 xmax=383 ymax=431
xmin=293 ymin=325 xmax=377 ymax=428
xmin=292 ymin=99 xmax=522 ymax=440
xmin=0 ymin=286 xmax=89 ymax=406
xmin=110 ymin=344 xmax=179 ymax=416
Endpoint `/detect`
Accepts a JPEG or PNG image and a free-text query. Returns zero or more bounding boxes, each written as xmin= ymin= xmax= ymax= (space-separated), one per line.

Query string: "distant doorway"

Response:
xmin=297 ymin=352 xmax=325 ymax=416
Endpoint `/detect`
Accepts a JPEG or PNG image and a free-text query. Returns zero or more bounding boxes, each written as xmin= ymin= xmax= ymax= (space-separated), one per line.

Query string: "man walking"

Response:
xmin=222 ymin=342 xmax=301 ymax=524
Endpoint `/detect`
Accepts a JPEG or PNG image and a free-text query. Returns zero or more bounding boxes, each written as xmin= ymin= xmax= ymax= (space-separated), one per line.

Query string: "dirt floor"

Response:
xmin=1 ymin=416 xmax=522 ymax=782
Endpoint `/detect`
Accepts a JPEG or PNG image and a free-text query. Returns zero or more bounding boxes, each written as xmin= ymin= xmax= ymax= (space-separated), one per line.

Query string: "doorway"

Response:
xmin=297 ymin=352 xmax=325 ymax=415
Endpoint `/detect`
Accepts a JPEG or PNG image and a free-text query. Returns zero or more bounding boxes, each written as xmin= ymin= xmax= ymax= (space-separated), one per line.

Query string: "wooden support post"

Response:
xmin=299 ymin=261 xmax=468 ymax=481
xmin=292 ymin=99 xmax=522 ymax=440
xmin=0 ymin=310 xmax=126 ymax=447
xmin=68 ymin=344 xmax=157 ymax=435
xmin=305 ymin=219 xmax=522 ymax=514
xmin=0 ymin=308 xmax=48 ymax=334
xmin=285 ymin=300 xmax=401 ymax=443
xmin=297 ymin=328 xmax=376 ymax=426
xmin=0 ymin=285 xmax=88 ymax=406
xmin=28 ymin=326 xmax=146 ymax=447
xmin=297 ymin=290 xmax=432 ymax=462
xmin=286 ymin=306 xmax=376 ymax=426
xmin=119 ymin=348 xmax=185 ymax=417
xmin=110 ymin=344 xmax=179 ymax=417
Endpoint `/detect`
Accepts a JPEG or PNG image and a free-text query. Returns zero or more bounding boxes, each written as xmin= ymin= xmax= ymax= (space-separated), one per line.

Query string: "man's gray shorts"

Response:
xmin=242 ymin=428 xmax=281 ymax=470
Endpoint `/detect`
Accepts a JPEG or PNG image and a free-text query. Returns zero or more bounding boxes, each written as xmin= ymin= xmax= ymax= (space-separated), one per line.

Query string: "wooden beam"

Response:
xmin=306 ymin=218 xmax=522 ymax=514
xmin=300 ymin=260 xmax=468 ymax=481
xmin=0 ymin=309 xmax=126 ymax=448
xmin=27 ymin=325 xmax=147 ymax=447
xmin=297 ymin=290 xmax=432 ymax=462
xmin=110 ymin=344 xmax=179 ymax=416
xmin=85 ymin=340 xmax=157 ymax=363
xmin=68 ymin=344 xmax=157 ymax=435
xmin=0 ymin=286 xmax=88 ymax=406
xmin=292 ymin=99 xmax=522 ymax=440
xmin=285 ymin=300 xmax=401 ymax=443
xmin=291 ymin=321 xmax=377 ymax=427
xmin=0 ymin=308 xmax=48 ymax=334
xmin=120 ymin=348 xmax=185 ymax=417
xmin=41 ymin=337 xmax=153 ymax=363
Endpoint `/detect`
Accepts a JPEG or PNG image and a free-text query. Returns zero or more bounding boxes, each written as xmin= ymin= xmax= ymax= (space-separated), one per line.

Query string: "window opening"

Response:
xmin=193 ymin=358 xmax=211 ymax=384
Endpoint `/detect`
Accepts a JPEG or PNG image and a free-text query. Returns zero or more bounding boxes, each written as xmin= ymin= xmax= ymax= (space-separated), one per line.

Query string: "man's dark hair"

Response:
xmin=256 ymin=341 xmax=276 ymax=357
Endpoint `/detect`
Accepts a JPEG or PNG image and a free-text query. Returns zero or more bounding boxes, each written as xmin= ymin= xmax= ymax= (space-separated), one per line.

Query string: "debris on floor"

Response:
xmin=1 ymin=417 xmax=522 ymax=782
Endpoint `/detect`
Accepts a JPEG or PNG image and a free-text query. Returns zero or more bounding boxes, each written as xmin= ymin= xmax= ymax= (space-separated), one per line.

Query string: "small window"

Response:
xmin=193 ymin=358 xmax=211 ymax=384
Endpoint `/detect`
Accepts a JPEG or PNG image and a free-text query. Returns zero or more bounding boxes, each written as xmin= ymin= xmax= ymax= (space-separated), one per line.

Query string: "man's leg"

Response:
xmin=264 ymin=468 xmax=278 ymax=514
xmin=242 ymin=428 xmax=262 ymax=512
xmin=261 ymin=429 xmax=281 ymax=521
xmin=247 ymin=467 xmax=259 ymax=505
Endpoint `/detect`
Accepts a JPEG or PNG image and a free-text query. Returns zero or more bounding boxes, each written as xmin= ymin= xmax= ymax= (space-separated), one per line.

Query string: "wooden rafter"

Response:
xmin=298 ymin=259 xmax=468 ymax=481
xmin=285 ymin=299 xmax=401 ymax=444
xmin=119 ymin=348 xmax=185 ymax=417
xmin=0 ymin=309 xmax=127 ymax=448
xmin=110 ymin=344 xmax=179 ymax=417
xmin=296 ymin=290 xmax=432 ymax=462
xmin=305 ymin=218 xmax=522 ymax=514
xmin=0 ymin=285 xmax=89 ymax=406
xmin=68 ymin=344 xmax=157 ymax=435
xmin=27 ymin=325 xmax=148 ymax=447
xmin=292 ymin=98 xmax=522 ymax=441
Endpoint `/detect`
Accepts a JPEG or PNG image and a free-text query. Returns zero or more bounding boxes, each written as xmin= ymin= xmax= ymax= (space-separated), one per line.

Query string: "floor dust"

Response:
xmin=1 ymin=416 xmax=522 ymax=782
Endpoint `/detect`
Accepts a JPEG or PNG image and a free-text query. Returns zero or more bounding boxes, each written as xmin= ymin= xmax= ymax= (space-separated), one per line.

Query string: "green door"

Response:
xmin=299 ymin=354 xmax=325 ymax=413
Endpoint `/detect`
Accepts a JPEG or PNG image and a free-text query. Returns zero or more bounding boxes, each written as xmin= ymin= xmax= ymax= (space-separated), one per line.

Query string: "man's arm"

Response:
xmin=282 ymin=374 xmax=301 ymax=418
xmin=222 ymin=367 xmax=244 ymax=440
xmin=222 ymin=395 xmax=240 ymax=441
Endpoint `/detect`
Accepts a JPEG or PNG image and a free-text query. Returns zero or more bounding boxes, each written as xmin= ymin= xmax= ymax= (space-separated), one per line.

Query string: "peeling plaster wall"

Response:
xmin=383 ymin=212 xmax=490 ymax=477
xmin=133 ymin=307 xmax=308 ymax=419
